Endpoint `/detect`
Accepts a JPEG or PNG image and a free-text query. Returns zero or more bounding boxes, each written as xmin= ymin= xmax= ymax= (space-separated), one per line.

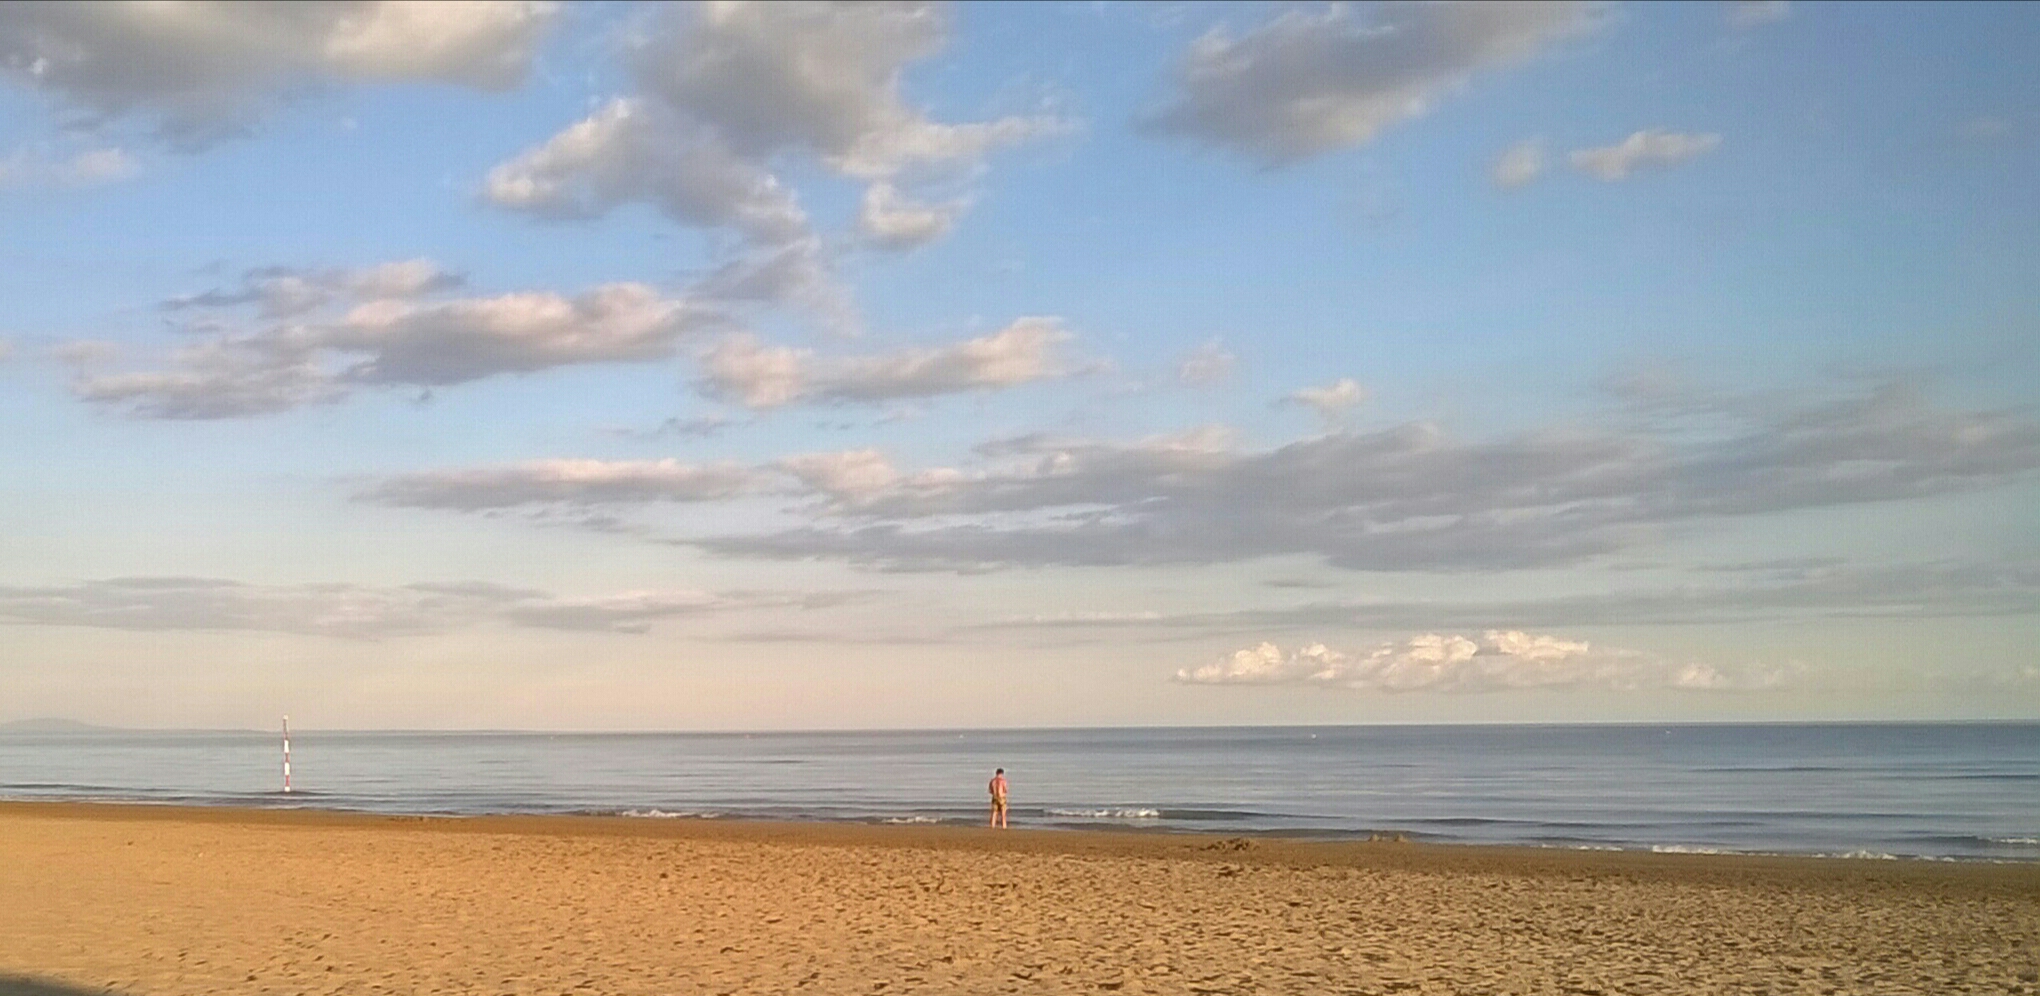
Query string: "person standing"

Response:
xmin=988 ymin=768 xmax=1009 ymax=829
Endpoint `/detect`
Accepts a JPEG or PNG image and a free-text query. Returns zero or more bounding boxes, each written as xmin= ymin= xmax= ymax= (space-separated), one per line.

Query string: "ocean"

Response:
xmin=2 ymin=723 xmax=2034 ymax=861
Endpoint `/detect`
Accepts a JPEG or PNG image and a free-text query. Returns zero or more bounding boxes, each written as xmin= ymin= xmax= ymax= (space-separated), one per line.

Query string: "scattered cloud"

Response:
xmin=322 ymin=283 xmax=699 ymax=385
xmin=1281 ymin=377 xmax=1366 ymax=419
xmin=72 ymin=337 xmax=342 ymax=419
xmin=483 ymin=0 xmax=1065 ymax=313
xmin=162 ymin=259 xmax=464 ymax=318
xmin=72 ymin=276 xmax=711 ymax=418
xmin=1176 ymin=631 xmax=1788 ymax=693
xmin=0 ymin=575 xmax=844 ymax=638
xmin=1727 ymin=1 xmax=1790 ymax=30
xmin=1491 ymin=138 xmax=1544 ymax=189
xmin=628 ymin=1 xmax=1058 ymax=182
xmin=0 ymin=1 xmax=559 ymax=149
xmin=1569 ymin=130 xmax=1721 ymax=181
xmin=1146 ymin=1 xmax=1596 ymax=165
xmin=857 ymin=181 xmax=963 ymax=250
xmin=616 ymin=414 xmax=740 ymax=440
xmin=0 ymin=144 xmax=138 ymax=188
xmin=1175 ymin=339 xmax=1236 ymax=386
xmin=697 ymin=317 xmax=1077 ymax=409
xmin=483 ymin=97 xmax=810 ymax=245
xmin=776 ymin=449 xmax=909 ymax=503
xmin=691 ymin=383 xmax=2040 ymax=573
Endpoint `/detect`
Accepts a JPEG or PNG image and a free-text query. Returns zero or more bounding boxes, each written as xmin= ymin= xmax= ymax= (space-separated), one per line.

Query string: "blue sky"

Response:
xmin=0 ymin=1 xmax=2035 ymax=730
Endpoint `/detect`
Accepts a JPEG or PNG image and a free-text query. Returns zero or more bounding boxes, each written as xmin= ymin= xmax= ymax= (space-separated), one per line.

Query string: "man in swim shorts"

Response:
xmin=988 ymin=768 xmax=1008 ymax=829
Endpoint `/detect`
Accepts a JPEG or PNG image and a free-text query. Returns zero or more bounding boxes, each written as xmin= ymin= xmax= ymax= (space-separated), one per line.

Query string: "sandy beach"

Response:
xmin=2 ymin=802 xmax=2036 ymax=995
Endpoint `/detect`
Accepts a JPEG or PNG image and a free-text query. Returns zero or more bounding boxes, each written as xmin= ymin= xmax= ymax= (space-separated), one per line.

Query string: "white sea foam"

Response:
xmin=1650 ymin=844 xmax=1726 ymax=855
xmin=621 ymin=808 xmax=720 ymax=819
xmin=881 ymin=816 xmax=939 ymax=824
xmin=1046 ymin=807 xmax=1161 ymax=819
xmin=1988 ymin=836 xmax=2039 ymax=845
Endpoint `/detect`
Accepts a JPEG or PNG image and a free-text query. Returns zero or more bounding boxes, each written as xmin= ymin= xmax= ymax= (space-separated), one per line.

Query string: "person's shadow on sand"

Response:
xmin=0 ymin=975 xmax=122 ymax=996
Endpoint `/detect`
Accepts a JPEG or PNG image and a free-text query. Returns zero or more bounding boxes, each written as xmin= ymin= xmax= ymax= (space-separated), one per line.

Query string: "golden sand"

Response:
xmin=2 ymin=802 xmax=2036 ymax=995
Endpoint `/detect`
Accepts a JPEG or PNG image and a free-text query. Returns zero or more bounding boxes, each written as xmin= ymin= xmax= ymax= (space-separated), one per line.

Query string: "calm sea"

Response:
xmin=1 ymin=724 xmax=2034 ymax=861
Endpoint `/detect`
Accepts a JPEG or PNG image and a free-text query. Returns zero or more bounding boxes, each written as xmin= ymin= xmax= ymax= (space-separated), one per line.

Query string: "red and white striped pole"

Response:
xmin=282 ymin=715 xmax=292 ymax=794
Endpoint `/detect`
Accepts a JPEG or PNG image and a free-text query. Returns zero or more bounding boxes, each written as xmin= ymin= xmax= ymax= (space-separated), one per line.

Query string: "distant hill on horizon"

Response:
xmin=0 ymin=717 xmax=123 ymax=733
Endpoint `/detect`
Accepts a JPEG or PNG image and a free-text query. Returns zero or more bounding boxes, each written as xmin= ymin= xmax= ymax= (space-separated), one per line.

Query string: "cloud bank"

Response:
xmin=690 ymin=384 xmax=2040 ymax=572
xmin=0 ymin=576 xmax=847 ymax=638
xmin=1177 ymin=631 xmax=1784 ymax=693
xmin=361 ymin=459 xmax=765 ymax=510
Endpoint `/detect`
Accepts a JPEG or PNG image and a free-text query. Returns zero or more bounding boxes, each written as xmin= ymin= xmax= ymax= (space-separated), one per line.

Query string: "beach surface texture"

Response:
xmin=3 ymin=803 xmax=2036 ymax=996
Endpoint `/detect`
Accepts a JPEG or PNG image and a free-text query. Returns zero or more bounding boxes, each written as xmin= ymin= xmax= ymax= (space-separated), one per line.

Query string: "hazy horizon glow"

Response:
xmin=2 ymin=1 xmax=2036 ymax=730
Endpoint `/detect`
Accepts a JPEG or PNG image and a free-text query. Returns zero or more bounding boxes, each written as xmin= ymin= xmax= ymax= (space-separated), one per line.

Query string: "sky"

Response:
xmin=0 ymin=0 xmax=2035 ymax=731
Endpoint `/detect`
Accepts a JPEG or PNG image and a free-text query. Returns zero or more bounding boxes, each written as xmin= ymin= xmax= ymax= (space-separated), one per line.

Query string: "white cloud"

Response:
xmin=698 ymin=335 xmax=808 ymax=409
xmin=1727 ymin=1 xmax=1790 ymax=30
xmin=75 ymin=275 xmax=710 ymax=417
xmin=857 ymin=181 xmax=962 ymax=250
xmin=324 ymin=283 xmax=697 ymax=385
xmin=1177 ymin=631 xmax=1784 ymax=693
xmin=0 ymin=1 xmax=558 ymax=148
xmin=1569 ymin=130 xmax=1721 ymax=181
xmin=632 ymin=1 xmax=1057 ymax=179
xmin=486 ymin=0 xmax=1060 ymax=265
xmin=343 ymin=258 xmax=466 ymax=300
xmin=777 ymin=450 xmax=904 ymax=501
xmin=359 ymin=459 xmax=766 ymax=510
xmin=1491 ymin=138 xmax=1544 ymax=189
xmin=697 ymin=317 xmax=1077 ymax=409
xmin=0 ymin=576 xmax=839 ymax=638
xmin=1176 ymin=339 xmax=1236 ymax=386
xmin=483 ymin=97 xmax=811 ymax=246
xmin=1147 ymin=2 xmax=1595 ymax=165
xmin=1283 ymin=377 xmax=1366 ymax=419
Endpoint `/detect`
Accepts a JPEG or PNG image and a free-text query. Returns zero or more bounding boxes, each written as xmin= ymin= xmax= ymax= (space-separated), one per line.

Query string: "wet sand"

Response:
xmin=2 ymin=801 xmax=2036 ymax=995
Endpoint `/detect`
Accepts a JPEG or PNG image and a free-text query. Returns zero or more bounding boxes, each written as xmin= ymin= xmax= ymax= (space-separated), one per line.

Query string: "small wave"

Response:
xmin=1819 ymin=849 xmax=1899 ymax=860
xmin=1046 ymin=808 xmax=1161 ymax=820
xmin=881 ymin=816 xmax=939 ymax=824
xmin=620 ymin=808 xmax=720 ymax=819
xmin=1988 ymin=836 xmax=2040 ymax=845
xmin=1650 ymin=844 xmax=1727 ymax=855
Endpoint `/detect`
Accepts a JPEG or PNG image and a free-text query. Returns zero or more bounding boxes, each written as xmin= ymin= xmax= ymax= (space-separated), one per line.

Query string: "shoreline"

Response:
xmin=4 ymin=796 xmax=2037 ymax=868
xmin=6 ymin=800 xmax=2036 ymax=995
xmin=7 ymin=799 xmax=2037 ymax=892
